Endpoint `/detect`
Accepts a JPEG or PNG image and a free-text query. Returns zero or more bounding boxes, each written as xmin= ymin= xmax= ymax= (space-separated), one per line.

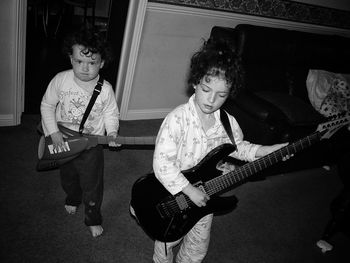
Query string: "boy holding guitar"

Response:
xmin=151 ymin=39 xmax=289 ymax=262
xmin=40 ymin=27 xmax=119 ymax=237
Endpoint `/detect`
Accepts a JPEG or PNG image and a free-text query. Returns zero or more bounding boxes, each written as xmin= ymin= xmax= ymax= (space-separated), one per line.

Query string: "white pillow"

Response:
xmin=306 ymin=69 xmax=350 ymax=117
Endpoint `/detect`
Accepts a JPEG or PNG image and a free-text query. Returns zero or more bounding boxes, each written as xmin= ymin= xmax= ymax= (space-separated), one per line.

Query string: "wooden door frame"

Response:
xmin=14 ymin=0 xmax=27 ymax=125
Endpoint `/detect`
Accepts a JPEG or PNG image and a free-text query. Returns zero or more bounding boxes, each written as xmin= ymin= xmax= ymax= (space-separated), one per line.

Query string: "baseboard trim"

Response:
xmin=123 ymin=108 xmax=171 ymax=120
xmin=0 ymin=114 xmax=15 ymax=126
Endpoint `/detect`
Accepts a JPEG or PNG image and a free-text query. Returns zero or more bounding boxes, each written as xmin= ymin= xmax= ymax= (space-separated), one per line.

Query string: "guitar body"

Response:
xmin=36 ymin=126 xmax=100 ymax=171
xmin=36 ymin=135 xmax=91 ymax=171
xmin=131 ymin=144 xmax=238 ymax=242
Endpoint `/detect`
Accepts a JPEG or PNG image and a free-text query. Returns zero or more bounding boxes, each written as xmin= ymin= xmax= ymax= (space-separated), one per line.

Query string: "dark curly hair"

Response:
xmin=62 ymin=27 xmax=114 ymax=66
xmin=187 ymin=38 xmax=244 ymax=98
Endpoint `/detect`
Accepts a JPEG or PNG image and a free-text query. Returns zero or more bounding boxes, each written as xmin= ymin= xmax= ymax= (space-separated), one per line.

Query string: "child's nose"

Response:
xmin=82 ymin=63 xmax=89 ymax=71
xmin=208 ymin=93 xmax=215 ymax=103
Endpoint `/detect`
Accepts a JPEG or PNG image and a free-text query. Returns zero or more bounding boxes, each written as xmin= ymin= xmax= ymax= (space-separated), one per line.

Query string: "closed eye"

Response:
xmin=200 ymin=84 xmax=211 ymax=92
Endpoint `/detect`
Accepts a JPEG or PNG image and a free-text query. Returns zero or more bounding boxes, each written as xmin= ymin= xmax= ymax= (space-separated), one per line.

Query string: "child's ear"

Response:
xmin=100 ymin=60 xmax=105 ymax=69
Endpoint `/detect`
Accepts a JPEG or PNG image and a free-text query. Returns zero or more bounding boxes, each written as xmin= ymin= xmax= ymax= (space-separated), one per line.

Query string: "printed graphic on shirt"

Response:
xmin=58 ymin=89 xmax=104 ymax=134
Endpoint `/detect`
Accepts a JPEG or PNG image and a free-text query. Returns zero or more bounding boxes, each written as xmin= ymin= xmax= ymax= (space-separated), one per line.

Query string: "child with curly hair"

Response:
xmin=152 ymin=38 xmax=289 ymax=262
xmin=40 ymin=27 xmax=119 ymax=237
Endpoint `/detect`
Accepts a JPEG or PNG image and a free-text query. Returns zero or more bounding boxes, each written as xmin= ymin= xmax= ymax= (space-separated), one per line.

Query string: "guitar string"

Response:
xmin=58 ymin=124 xmax=157 ymax=145
xmin=159 ymin=120 xmax=348 ymax=215
xmin=160 ymin=131 xmax=322 ymax=214
xmin=161 ymin=133 xmax=318 ymax=214
xmin=205 ymin=132 xmax=320 ymax=195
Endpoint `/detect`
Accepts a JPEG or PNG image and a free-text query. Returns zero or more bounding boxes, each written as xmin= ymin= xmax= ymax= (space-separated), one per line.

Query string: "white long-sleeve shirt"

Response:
xmin=40 ymin=70 xmax=119 ymax=136
xmin=153 ymin=95 xmax=261 ymax=195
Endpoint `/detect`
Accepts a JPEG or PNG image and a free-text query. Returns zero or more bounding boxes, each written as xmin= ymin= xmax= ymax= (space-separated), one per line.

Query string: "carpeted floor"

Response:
xmin=0 ymin=114 xmax=349 ymax=263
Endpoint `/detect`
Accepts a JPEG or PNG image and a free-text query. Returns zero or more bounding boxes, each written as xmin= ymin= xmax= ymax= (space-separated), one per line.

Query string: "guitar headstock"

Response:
xmin=317 ymin=112 xmax=350 ymax=140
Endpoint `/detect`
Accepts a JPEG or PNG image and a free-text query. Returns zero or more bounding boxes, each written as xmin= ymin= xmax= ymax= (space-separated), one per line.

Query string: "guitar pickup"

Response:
xmin=156 ymin=202 xmax=173 ymax=219
xmin=48 ymin=142 xmax=71 ymax=154
xmin=175 ymin=194 xmax=189 ymax=210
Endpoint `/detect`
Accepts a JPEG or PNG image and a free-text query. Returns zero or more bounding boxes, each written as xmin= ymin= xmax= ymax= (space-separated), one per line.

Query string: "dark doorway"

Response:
xmin=24 ymin=0 xmax=129 ymax=114
xmin=104 ymin=0 xmax=130 ymax=89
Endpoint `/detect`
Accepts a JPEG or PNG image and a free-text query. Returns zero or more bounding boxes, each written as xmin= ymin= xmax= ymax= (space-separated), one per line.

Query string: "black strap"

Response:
xmin=220 ymin=109 xmax=237 ymax=148
xmin=79 ymin=76 xmax=104 ymax=134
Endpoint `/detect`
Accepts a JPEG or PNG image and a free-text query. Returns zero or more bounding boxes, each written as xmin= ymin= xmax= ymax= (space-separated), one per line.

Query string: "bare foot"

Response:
xmin=64 ymin=205 xmax=77 ymax=214
xmin=89 ymin=225 xmax=103 ymax=237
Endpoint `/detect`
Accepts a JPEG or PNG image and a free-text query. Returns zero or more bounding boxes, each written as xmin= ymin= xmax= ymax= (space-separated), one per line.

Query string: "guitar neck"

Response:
xmin=95 ymin=135 xmax=156 ymax=145
xmin=58 ymin=124 xmax=156 ymax=146
xmin=157 ymin=114 xmax=349 ymax=218
xmin=205 ymin=131 xmax=322 ymax=196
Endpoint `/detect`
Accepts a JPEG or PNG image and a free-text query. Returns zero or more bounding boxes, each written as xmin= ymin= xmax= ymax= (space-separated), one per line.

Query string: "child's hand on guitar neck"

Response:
xmin=256 ymin=142 xmax=293 ymax=161
xmin=108 ymin=132 xmax=122 ymax=148
xmin=50 ymin=131 xmax=69 ymax=152
xmin=182 ymin=183 xmax=210 ymax=207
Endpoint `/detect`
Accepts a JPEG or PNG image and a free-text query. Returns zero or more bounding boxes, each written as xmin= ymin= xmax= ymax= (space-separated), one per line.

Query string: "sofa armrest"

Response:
xmin=232 ymin=91 xmax=287 ymax=125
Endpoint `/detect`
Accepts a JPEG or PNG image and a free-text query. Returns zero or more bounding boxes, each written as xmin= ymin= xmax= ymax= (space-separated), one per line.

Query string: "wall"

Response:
xmin=293 ymin=0 xmax=350 ymax=11
xmin=116 ymin=0 xmax=350 ymax=120
xmin=2 ymin=1 xmax=350 ymax=125
xmin=0 ymin=0 xmax=25 ymax=126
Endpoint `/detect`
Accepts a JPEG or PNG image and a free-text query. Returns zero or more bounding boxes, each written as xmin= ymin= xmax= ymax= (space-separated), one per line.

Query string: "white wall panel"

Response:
xmin=118 ymin=2 xmax=350 ymax=120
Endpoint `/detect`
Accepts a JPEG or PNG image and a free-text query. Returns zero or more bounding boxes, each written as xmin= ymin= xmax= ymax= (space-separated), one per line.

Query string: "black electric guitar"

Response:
xmin=37 ymin=124 xmax=156 ymax=171
xmin=130 ymin=113 xmax=350 ymax=242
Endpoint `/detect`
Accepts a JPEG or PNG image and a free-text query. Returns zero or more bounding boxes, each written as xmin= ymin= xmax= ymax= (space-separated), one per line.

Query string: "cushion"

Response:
xmin=306 ymin=70 xmax=350 ymax=117
xmin=254 ymin=91 xmax=324 ymax=126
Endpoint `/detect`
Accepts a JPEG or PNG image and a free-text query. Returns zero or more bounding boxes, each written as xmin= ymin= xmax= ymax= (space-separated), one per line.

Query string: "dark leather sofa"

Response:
xmin=210 ymin=24 xmax=350 ymax=245
xmin=210 ymin=24 xmax=350 ymax=175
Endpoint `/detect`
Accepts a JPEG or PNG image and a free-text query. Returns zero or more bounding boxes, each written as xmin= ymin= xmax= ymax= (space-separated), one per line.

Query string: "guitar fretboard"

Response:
xmin=96 ymin=135 xmax=156 ymax=145
xmin=157 ymin=113 xmax=350 ymax=218
xmin=158 ymin=131 xmax=322 ymax=218
xmin=58 ymin=123 xmax=156 ymax=146
xmin=205 ymin=131 xmax=322 ymax=196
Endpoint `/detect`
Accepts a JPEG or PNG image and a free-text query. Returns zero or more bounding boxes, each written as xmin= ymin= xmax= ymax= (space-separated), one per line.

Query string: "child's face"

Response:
xmin=194 ymin=75 xmax=230 ymax=115
xmin=70 ymin=44 xmax=104 ymax=82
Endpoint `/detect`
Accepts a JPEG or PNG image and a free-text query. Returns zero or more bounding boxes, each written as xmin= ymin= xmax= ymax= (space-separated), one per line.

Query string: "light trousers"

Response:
xmin=153 ymin=214 xmax=213 ymax=263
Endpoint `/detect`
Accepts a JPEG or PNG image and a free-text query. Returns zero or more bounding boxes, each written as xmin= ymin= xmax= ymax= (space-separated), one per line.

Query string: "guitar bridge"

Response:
xmin=156 ymin=194 xmax=190 ymax=219
xmin=156 ymin=202 xmax=174 ymax=219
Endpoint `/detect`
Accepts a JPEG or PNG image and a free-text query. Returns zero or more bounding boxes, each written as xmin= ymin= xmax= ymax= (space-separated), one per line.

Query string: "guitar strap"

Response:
xmin=79 ymin=76 xmax=104 ymax=134
xmin=220 ymin=109 xmax=237 ymax=148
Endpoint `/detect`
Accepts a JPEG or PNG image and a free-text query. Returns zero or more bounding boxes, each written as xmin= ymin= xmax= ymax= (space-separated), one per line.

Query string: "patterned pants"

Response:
xmin=153 ymin=214 xmax=213 ymax=263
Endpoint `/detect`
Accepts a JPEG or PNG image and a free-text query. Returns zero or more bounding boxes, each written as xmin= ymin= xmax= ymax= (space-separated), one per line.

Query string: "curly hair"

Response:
xmin=187 ymin=38 xmax=244 ymax=98
xmin=62 ymin=27 xmax=114 ymax=66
